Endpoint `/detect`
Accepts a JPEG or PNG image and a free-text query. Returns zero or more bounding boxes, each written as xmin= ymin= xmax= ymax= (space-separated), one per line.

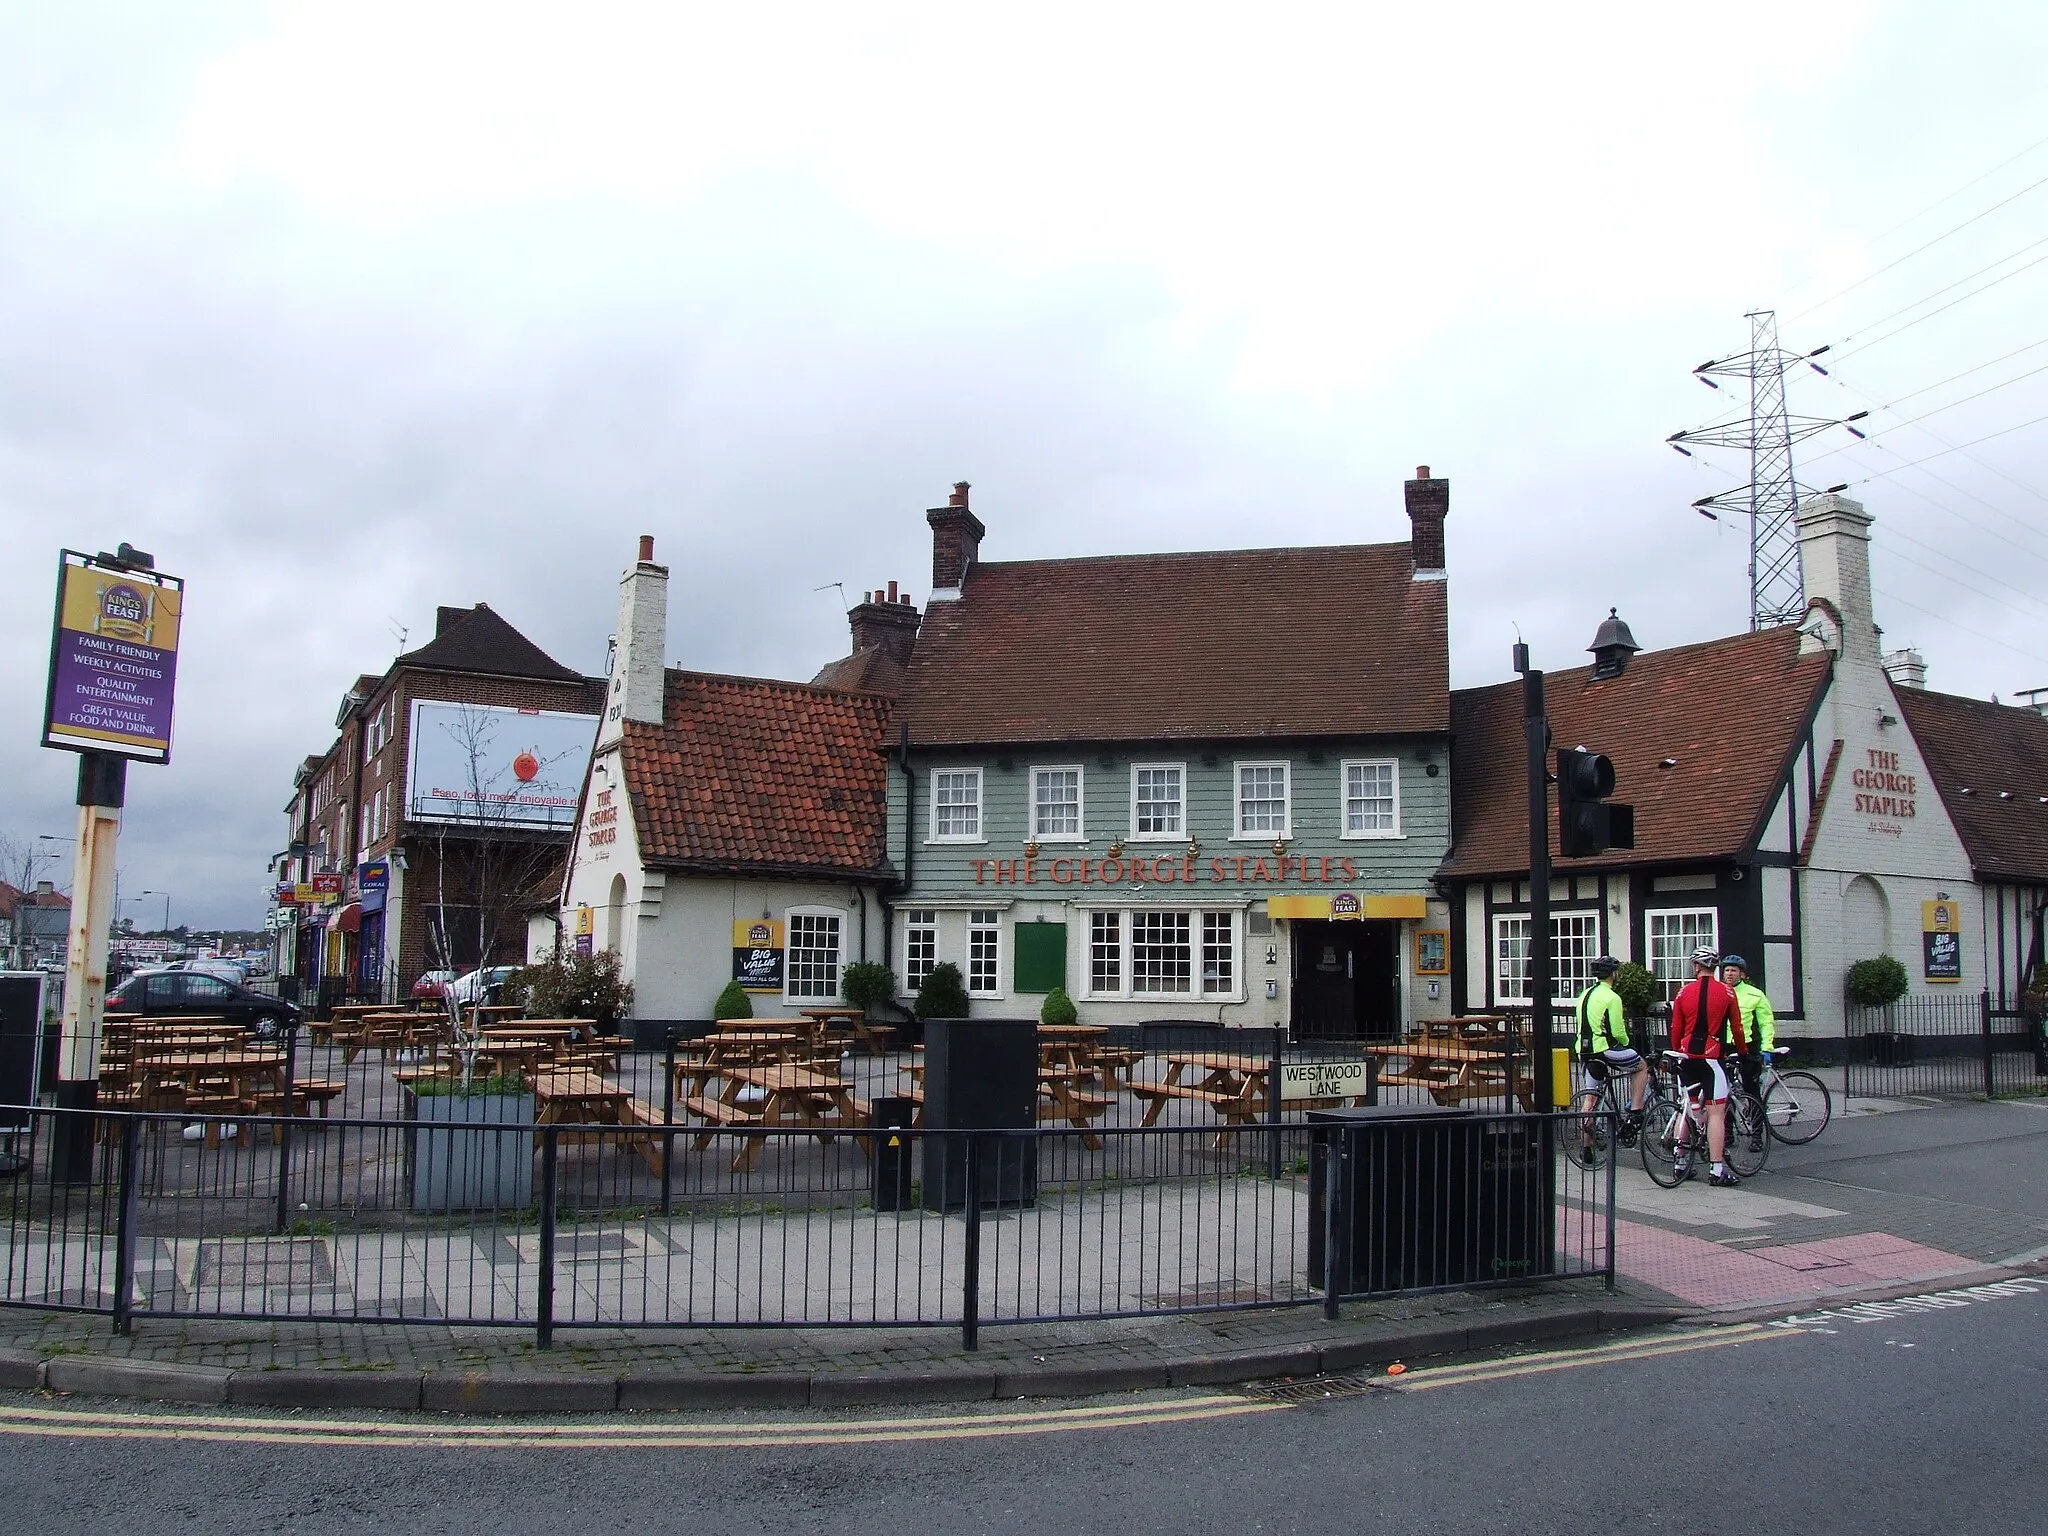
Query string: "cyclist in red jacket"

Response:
xmin=1668 ymin=944 xmax=1749 ymax=1186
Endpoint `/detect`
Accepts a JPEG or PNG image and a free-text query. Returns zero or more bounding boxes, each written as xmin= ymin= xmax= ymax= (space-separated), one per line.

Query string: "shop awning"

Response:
xmin=332 ymin=902 xmax=362 ymax=934
xmin=1266 ymin=893 xmax=1430 ymax=921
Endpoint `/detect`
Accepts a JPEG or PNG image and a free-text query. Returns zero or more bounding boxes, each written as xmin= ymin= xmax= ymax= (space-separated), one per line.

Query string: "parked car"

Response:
xmin=447 ymin=966 xmax=521 ymax=1008
xmin=106 ymin=969 xmax=301 ymax=1040
xmin=173 ymin=958 xmax=249 ymax=985
xmin=411 ymin=969 xmax=457 ymax=1003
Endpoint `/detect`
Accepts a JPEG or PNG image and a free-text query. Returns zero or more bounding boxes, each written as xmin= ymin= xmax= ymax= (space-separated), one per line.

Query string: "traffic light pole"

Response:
xmin=1517 ymin=649 xmax=1555 ymax=1114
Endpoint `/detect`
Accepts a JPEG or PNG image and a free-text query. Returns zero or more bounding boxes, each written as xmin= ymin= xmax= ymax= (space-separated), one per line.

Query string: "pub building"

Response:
xmin=1438 ymin=492 xmax=1988 ymax=1042
xmin=556 ymin=538 xmax=899 ymax=1035
xmin=879 ymin=474 xmax=1458 ymax=1040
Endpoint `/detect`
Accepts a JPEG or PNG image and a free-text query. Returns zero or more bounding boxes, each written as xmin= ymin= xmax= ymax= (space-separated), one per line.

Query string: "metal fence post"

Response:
xmin=1981 ymin=989 xmax=1996 ymax=1098
xmin=1841 ymin=1003 xmax=1853 ymax=1113
xmin=1604 ymin=1119 xmax=1618 ymax=1293
xmin=1320 ymin=1135 xmax=1344 ymax=1321
xmin=274 ymin=1022 xmax=299 ymax=1234
xmin=660 ymin=1028 xmax=677 ymax=1216
xmin=111 ymin=1115 xmax=141 ymax=1335
xmin=537 ymin=1127 xmax=558 ymax=1350
xmin=961 ymin=1134 xmax=981 ymax=1353
xmin=1265 ymin=1040 xmax=1283 ymax=1180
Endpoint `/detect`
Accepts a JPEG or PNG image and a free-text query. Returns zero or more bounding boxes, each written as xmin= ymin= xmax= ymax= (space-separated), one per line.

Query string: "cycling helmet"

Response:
xmin=1720 ymin=954 xmax=1749 ymax=971
xmin=1589 ymin=955 xmax=1621 ymax=977
xmin=1689 ymin=944 xmax=1720 ymax=969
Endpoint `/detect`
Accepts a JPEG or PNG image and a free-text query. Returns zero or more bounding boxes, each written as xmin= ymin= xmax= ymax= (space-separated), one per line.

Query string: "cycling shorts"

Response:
xmin=1677 ymin=1057 xmax=1729 ymax=1104
xmin=1581 ymin=1049 xmax=1643 ymax=1083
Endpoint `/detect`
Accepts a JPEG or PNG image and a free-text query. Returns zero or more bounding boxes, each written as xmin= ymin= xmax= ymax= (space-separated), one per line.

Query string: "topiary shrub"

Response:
xmin=914 ymin=961 xmax=970 ymax=1021
xmin=1846 ymin=955 xmax=1911 ymax=1008
xmin=712 ymin=979 xmax=755 ymax=1020
xmin=1039 ymin=985 xmax=1078 ymax=1027
xmin=841 ymin=961 xmax=896 ymax=1013
xmin=1610 ymin=961 xmax=1657 ymax=1019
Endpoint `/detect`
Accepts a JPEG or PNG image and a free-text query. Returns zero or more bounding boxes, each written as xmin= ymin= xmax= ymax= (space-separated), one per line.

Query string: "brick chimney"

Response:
xmin=1404 ymin=466 xmax=1448 ymax=580
xmin=848 ymin=578 xmax=921 ymax=663
xmin=926 ymin=481 xmax=985 ymax=600
xmin=597 ymin=533 xmax=668 ymax=752
xmin=1797 ymin=492 xmax=1879 ymax=665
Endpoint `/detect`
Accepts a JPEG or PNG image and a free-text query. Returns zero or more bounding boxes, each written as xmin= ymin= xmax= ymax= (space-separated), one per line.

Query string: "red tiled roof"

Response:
xmin=899 ymin=544 xmax=1448 ymax=746
xmin=621 ymin=671 xmax=895 ymax=878
xmin=1441 ymin=627 xmax=1832 ymax=878
xmin=0 ymin=881 xmax=19 ymax=921
xmin=1894 ymin=687 xmax=2048 ymax=882
xmin=811 ymin=647 xmax=906 ymax=697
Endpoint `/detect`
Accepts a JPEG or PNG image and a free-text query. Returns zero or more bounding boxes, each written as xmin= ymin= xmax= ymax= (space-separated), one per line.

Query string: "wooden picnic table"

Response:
xmin=1363 ymin=1038 xmax=1533 ymax=1109
xmin=676 ymin=1060 xmax=867 ymax=1171
xmin=799 ymin=1006 xmax=894 ymax=1054
xmin=131 ymin=1048 xmax=288 ymax=1144
xmin=1131 ymin=1052 xmax=1269 ymax=1127
xmin=530 ymin=1069 xmax=663 ymax=1175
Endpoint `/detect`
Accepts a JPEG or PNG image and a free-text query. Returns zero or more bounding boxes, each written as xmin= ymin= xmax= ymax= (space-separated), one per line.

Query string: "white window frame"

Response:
xmin=1340 ymin=758 xmax=1402 ymax=839
xmin=1492 ymin=910 xmax=1603 ymax=1005
xmin=1129 ymin=763 xmax=1186 ymax=841
xmin=903 ymin=908 xmax=938 ymax=993
xmin=1232 ymin=760 xmax=1292 ymax=840
xmin=1648 ymin=907 xmax=1720 ymax=1003
xmin=1082 ymin=907 xmax=1245 ymax=1002
xmin=928 ymin=767 xmax=985 ymax=844
xmin=1029 ymin=765 xmax=1086 ymax=843
xmin=783 ymin=907 xmax=846 ymax=1002
xmin=967 ymin=908 xmax=1003 ymax=997
xmin=1201 ymin=910 xmax=1237 ymax=997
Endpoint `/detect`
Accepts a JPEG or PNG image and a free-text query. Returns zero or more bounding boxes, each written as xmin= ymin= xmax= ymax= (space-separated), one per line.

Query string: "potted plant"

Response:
xmin=513 ymin=949 xmax=635 ymax=1036
xmin=713 ymin=979 xmax=755 ymax=1021
xmin=914 ymin=961 xmax=970 ymax=1022
xmin=1039 ymin=985 xmax=1078 ymax=1027
xmin=1609 ymin=961 xmax=1657 ymax=1038
xmin=404 ymin=1074 xmax=536 ymax=1211
xmin=842 ymin=961 xmax=899 ymax=1048
xmin=1847 ymin=954 xmax=1912 ymax=1066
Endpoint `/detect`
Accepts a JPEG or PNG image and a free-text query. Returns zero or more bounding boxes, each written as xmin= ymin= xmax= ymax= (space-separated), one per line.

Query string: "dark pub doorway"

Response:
xmin=1289 ymin=919 xmax=1400 ymax=1041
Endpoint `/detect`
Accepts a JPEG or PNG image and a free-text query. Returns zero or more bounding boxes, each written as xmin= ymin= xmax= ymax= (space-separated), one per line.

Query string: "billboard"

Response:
xmin=405 ymin=701 xmax=597 ymax=829
xmin=42 ymin=552 xmax=185 ymax=763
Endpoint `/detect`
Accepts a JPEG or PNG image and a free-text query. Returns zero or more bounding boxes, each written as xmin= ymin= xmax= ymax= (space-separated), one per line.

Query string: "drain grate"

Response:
xmin=1246 ymin=1372 xmax=1382 ymax=1403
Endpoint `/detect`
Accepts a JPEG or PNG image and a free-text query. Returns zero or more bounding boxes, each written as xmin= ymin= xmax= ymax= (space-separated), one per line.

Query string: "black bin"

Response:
xmin=872 ymin=1095 xmax=916 ymax=1211
xmin=1308 ymin=1105 xmax=1554 ymax=1295
xmin=921 ymin=1018 xmax=1037 ymax=1210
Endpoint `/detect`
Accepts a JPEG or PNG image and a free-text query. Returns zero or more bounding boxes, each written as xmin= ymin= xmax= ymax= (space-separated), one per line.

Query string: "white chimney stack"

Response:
xmin=1796 ymin=492 xmax=1879 ymax=664
xmin=597 ymin=534 xmax=668 ymax=751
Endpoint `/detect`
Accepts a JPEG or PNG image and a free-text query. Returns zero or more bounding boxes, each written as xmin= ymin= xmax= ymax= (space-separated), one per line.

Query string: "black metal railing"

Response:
xmin=0 ymin=1105 xmax=1613 ymax=1351
xmin=1844 ymin=992 xmax=2048 ymax=1104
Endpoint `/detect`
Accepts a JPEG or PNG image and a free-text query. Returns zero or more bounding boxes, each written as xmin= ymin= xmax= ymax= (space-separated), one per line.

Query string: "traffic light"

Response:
xmin=1556 ymin=748 xmax=1635 ymax=858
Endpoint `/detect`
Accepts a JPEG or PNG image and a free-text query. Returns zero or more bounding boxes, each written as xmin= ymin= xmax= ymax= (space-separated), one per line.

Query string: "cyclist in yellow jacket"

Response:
xmin=1573 ymin=956 xmax=1648 ymax=1148
xmin=1721 ymin=954 xmax=1773 ymax=1098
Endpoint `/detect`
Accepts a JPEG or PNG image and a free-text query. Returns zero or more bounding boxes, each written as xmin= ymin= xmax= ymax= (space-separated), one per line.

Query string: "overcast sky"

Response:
xmin=6 ymin=3 xmax=2048 ymax=930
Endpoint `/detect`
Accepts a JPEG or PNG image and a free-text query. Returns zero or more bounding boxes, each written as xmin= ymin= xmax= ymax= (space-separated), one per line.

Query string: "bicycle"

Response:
xmin=1562 ymin=1062 xmax=1646 ymax=1171
xmin=1752 ymin=1046 xmax=1832 ymax=1144
xmin=1640 ymin=1050 xmax=1769 ymax=1187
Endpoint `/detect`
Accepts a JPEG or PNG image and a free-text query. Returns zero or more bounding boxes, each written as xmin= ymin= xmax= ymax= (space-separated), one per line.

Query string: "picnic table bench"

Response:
xmin=1363 ymin=1039 xmax=1534 ymax=1109
xmin=530 ymin=1069 xmax=664 ymax=1176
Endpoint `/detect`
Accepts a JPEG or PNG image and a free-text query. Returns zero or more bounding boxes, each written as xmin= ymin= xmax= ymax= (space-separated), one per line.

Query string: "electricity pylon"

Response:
xmin=1667 ymin=311 xmax=1844 ymax=630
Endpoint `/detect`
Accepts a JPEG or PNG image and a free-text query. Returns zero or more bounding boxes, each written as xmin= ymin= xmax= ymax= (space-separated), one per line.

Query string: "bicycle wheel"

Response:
xmin=1726 ymin=1092 xmax=1770 ymax=1178
xmin=1764 ymin=1070 xmax=1832 ymax=1145
xmin=1562 ymin=1087 xmax=1612 ymax=1171
xmin=1639 ymin=1091 xmax=1689 ymax=1188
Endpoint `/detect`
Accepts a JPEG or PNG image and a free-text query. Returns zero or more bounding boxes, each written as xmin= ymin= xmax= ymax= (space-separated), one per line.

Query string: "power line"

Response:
xmin=1826 ymin=233 xmax=2048 ymax=349
xmin=1805 ymin=355 xmax=2048 ymax=464
xmin=1863 ymin=131 xmax=2048 ymax=245
xmin=1873 ymin=529 xmax=2048 ymax=627
xmin=1884 ymin=334 xmax=2048 ymax=408
xmin=1872 ymin=584 xmax=2048 ymax=670
xmin=1846 ymin=406 xmax=2048 ymax=486
xmin=1828 ymin=247 xmax=2048 ymax=365
xmin=1789 ymin=164 xmax=2048 ymax=322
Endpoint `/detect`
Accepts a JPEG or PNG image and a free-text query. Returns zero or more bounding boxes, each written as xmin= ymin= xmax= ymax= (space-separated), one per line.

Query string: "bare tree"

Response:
xmin=418 ymin=705 xmax=580 ymax=1080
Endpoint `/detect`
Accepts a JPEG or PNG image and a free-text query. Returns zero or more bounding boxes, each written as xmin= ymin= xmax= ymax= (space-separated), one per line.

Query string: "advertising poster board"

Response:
xmin=1922 ymin=900 xmax=1962 ymax=983
xmin=406 ymin=702 xmax=597 ymax=829
xmin=732 ymin=919 xmax=786 ymax=993
xmin=42 ymin=552 xmax=184 ymax=763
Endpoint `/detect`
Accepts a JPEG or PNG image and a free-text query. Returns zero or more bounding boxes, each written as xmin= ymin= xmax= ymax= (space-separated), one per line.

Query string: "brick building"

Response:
xmin=272 ymin=604 xmax=604 ymax=1005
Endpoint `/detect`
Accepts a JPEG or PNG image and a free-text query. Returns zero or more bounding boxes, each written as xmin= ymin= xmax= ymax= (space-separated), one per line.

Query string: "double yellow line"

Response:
xmin=1389 ymin=1322 xmax=1806 ymax=1392
xmin=0 ymin=1393 xmax=1281 ymax=1451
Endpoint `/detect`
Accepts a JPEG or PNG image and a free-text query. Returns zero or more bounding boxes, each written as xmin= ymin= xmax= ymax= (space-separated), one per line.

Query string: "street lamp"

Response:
xmin=135 ymin=889 xmax=170 ymax=934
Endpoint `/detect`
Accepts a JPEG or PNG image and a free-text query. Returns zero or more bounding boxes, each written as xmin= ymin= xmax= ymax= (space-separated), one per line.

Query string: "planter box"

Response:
xmin=404 ymin=1088 xmax=536 ymax=1211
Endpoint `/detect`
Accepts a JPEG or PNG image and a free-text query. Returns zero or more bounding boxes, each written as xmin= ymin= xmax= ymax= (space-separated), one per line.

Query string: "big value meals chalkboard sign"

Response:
xmin=732 ymin=919 xmax=786 ymax=993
